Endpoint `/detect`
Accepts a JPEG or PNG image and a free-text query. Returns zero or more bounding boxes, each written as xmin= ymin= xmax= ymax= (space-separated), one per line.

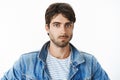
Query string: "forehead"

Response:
xmin=50 ymin=14 xmax=70 ymax=24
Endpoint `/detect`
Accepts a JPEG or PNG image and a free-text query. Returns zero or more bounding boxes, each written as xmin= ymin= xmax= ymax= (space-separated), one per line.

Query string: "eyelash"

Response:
xmin=53 ymin=24 xmax=60 ymax=27
xmin=53 ymin=24 xmax=72 ymax=28
xmin=66 ymin=24 xmax=72 ymax=28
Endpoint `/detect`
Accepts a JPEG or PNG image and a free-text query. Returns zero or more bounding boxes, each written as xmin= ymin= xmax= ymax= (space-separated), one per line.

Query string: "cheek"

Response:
xmin=68 ymin=30 xmax=73 ymax=35
xmin=50 ymin=28 xmax=59 ymax=34
xmin=49 ymin=30 xmax=57 ymax=37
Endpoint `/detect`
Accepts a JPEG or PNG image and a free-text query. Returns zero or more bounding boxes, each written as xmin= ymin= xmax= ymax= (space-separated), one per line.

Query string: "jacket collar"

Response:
xmin=70 ymin=44 xmax=85 ymax=66
xmin=38 ymin=41 xmax=85 ymax=65
xmin=38 ymin=41 xmax=50 ymax=63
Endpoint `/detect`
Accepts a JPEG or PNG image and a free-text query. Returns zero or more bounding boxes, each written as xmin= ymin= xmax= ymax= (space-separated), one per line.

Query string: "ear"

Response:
xmin=45 ymin=24 xmax=49 ymax=33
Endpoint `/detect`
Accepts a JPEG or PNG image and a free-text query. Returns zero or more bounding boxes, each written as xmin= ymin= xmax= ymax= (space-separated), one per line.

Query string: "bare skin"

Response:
xmin=46 ymin=14 xmax=74 ymax=59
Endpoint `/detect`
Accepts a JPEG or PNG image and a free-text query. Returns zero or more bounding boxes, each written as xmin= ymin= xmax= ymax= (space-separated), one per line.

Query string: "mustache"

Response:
xmin=58 ymin=35 xmax=69 ymax=38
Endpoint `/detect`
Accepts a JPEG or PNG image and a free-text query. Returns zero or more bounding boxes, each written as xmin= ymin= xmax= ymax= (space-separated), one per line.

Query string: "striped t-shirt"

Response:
xmin=46 ymin=51 xmax=71 ymax=80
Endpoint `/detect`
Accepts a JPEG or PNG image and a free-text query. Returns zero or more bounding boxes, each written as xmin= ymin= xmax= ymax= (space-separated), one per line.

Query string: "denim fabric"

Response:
xmin=1 ymin=41 xmax=110 ymax=80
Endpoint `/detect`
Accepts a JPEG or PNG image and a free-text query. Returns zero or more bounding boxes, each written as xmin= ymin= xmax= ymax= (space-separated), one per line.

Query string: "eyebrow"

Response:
xmin=52 ymin=22 xmax=61 ymax=24
xmin=52 ymin=21 xmax=73 ymax=24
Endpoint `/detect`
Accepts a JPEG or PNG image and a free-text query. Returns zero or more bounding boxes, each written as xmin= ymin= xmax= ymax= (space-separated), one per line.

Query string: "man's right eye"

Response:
xmin=53 ymin=23 xmax=60 ymax=28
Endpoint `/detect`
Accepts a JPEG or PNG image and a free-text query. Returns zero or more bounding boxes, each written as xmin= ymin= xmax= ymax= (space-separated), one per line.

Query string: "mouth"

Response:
xmin=59 ymin=35 xmax=69 ymax=40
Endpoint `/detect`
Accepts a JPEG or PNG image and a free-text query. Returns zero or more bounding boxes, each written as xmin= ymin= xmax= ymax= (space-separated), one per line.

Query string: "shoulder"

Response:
xmin=21 ymin=51 xmax=39 ymax=59
xmin=79 ymin=51 xmax=98 ymax=64
xmin=81 ymin=51 xmax=96 ymax=59
xmin=70 ymin=44 xmax=98 ymax=64
xmin=18 ymin=51 xmax=40 ymax=64
xmin=80 ymin=51 xmax=93 ymax=57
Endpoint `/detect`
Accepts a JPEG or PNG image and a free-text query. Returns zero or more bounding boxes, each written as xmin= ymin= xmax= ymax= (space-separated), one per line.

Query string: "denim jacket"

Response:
xmin=1 ymin=41 xmax=110 ymax=80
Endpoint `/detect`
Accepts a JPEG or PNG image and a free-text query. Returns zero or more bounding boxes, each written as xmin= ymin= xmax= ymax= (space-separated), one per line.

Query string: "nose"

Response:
xmin=60 ymin=26 xmax=66 ymax=34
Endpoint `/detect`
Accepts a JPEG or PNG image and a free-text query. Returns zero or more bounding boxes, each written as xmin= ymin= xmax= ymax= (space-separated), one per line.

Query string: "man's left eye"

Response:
xmin=65 ymin=24 xmax=72 ymax=28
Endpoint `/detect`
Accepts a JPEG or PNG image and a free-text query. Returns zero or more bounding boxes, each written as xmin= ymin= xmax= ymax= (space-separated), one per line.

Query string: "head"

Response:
xmin=45 ymin=3 xmax=76 ymax=47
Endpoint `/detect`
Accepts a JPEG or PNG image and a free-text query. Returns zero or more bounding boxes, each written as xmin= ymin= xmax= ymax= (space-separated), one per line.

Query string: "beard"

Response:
xmin=50 ymin=34 xmax=73 ymax=48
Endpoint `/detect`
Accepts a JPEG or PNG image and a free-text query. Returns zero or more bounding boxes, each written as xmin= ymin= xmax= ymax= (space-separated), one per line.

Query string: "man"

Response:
xmin=1 ymin=3 xmax=110 ymax=80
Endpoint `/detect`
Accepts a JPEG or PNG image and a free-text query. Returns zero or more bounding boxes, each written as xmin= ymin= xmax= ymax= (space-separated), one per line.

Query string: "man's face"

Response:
xmin=46 ymin=14 xmax=74 ymax=47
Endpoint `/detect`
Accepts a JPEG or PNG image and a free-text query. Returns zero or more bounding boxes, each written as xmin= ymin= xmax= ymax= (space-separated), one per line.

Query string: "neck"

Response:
xmin=48 ymin=41 xmax=71 ymax=59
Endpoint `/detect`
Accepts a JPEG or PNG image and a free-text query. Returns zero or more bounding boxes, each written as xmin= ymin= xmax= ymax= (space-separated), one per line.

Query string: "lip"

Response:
xmin=59 ymin=36 xmax=68 ymax=39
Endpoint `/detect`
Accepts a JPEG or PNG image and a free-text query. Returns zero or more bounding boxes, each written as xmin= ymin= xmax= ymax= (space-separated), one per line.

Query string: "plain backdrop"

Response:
xmin=0 ymin=0 xmax=120 ymax=79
